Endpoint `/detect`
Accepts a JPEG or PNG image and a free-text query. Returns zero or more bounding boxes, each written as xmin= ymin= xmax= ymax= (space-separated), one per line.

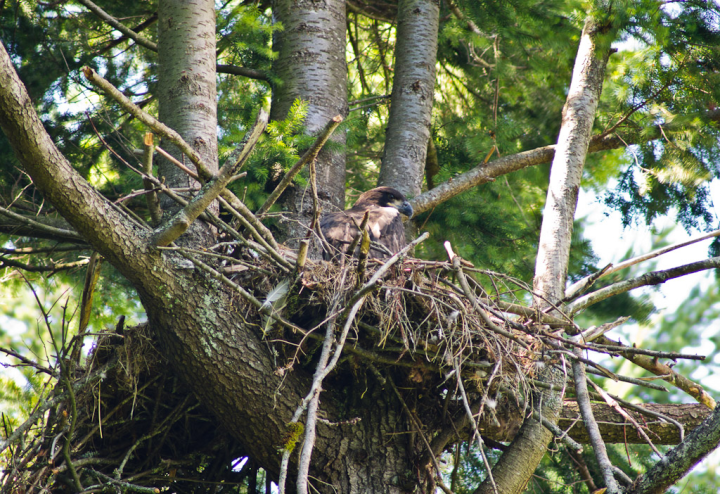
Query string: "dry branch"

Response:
xmin=571 ymin=346 xmax=621 ymax=493
xmin=0 ymin=205 xmax=83 ymax=242
xmin=568 ymin=256 xmax=720 ymax=315
xmin=151 ymin=110 xmax=268 ymax=246
xmin=142 ymin=133 xmax=162 ymax=226
xmin=78 ymin=0 xmax=269 ymax=82
xmin=567 ymin=228 xmax=720 ymax=299
xmin=256 ymin=115 xmax=344 ymax=216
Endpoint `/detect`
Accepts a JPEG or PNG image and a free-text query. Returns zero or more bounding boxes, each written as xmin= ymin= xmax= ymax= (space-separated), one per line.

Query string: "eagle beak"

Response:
xmin=398 ymin=201 xmax=413 ymax=219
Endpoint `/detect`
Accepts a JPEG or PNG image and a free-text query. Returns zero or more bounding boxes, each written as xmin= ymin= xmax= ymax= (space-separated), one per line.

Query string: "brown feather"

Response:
xmin=320 ymin=187 xmax=411 ymax=259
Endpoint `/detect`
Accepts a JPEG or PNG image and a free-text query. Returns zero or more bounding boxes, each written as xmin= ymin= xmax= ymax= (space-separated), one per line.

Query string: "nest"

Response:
xmin=220 ymin=240 xmax=547 ymax=441
xmin=0 ymin=239 xmax=562 ymax=493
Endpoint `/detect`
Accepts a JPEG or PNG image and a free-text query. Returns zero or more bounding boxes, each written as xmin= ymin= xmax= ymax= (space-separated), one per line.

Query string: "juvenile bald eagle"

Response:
xmin=320 ymin=187 xmax=413 ymax=259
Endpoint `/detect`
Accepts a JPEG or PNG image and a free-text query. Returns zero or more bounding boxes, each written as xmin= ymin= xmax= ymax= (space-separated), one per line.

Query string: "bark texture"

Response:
xmin=627 ymin=403 xmax=720 ymax=494
xmin=476 ymin=19 xmax=612 ymax=494
xmin=533 ymin=19 xmax=609 ymax=302
xmin=157 ymin=0 xmax=218 ymax=233
xmin=270 ymin=0 xmax=348 ymax=211
xmin=378 ymin=0 xmax=439 ymax=198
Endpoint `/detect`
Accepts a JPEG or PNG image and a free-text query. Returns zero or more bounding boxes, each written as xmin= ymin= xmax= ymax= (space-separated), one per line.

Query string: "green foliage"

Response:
xmin=596 ymin=1 xmax=720 ymax=231
xmin=2 ymin=0 xmax=720 ymax=491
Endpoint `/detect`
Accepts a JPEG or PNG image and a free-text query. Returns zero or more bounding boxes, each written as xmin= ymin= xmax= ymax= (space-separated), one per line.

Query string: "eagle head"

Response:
xmin=354 ymin=186 xmax=414 ymax=218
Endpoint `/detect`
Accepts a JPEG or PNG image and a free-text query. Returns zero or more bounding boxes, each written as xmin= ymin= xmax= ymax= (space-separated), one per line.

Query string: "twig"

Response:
xmin=575 ymin=316 xmax=629 ymax=343
xmin=0 ymin=255 xmax=89 ymax=273
xmin=61 ymin=374 xmax=83 ymax=491
xmin=0 ymin=346 xmax=55 ymax=376
xmin=0 ymin=244 xmax=85 ymax=255
xmin=566 ymin=228 xmax=720 ymax=300
xmin=178 ymin=251 xmax=303 ymax=333
xmin=150 ymin=110 xmax=268 ymax=246
xmin=345 ymin=211 xmax=370 ymax=257
xmin=218 ymin=193 xmax=280 ymax=251
xmin=584 ymin=367 xmax=668 ymax=392
xmin=257 ymin=115 xmax=343 ymax=216
xmin=154 ymin=145 xmax=199 ymax=180
xmin=76 ymin=0 xmax=158 ymax=51
xmin=88 ymin=469 xmax=161 ymax=493
xmin=586 ymin=379 xmax=662 ymax=457
xmin=447 ymin=246 xmax=530 ymax=350
xmin=570 ymin=345 xmax=620 ymax=493
xmin=345 ymin=232 xmax=430 ymax=310
xmin=216 ymin=64 xmax=270 ymax=82
xmin=589 ymin=343 xmax=705 ymax=361
xmin=82 ymin=67 xmax=214 ymax=181
xmin=296 ymin=297 xmax=361 ymax=494
xmin=77 ymin=0 xmax=267 ymax=83
xmin=0 ymin=205 xmax=82 ymax=241
xmin=0 ymin=357 xmax=116 ymax=454
xmin=141 ymin=133 xmax=162 ymax=226
xmin=451 ymin=357 xmax=497 ymax=494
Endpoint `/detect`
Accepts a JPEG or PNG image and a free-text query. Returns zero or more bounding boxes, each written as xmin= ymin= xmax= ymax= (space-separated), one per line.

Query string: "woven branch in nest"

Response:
xmin=2 ymin=324 xmax=247 ymax=493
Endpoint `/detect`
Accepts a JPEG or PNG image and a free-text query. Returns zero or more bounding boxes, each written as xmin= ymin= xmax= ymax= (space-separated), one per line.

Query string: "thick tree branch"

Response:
xmin=410 ymin=109 xmax=720 ymax=216
xmin=595 ymin=335 xmax=716 ymax=409
xmin=627 ymin=404 xmax=720 ymax=494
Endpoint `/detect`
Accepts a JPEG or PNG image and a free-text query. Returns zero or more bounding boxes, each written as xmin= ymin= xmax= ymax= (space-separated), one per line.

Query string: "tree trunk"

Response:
xmin=157 ymin=0 xmax=218 ymax=245
xmin=378 ymin=0 xmax=439 ymax=198
xmin=533 ymin=19 xmax=610 ymax=302
xmin=475 ymin=17 xmax=612 ymax=494
xmin=270 ymin=0 xmax=348 ymax=241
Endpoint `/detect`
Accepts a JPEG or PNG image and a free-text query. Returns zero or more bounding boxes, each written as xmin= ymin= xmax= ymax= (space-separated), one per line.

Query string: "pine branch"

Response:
xmin=256 ymin=115 xmax=344 ymax=216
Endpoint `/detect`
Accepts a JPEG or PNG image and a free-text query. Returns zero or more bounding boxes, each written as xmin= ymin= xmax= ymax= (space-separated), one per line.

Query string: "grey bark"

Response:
xmin=270 ymin=0 xmax=348 ymax=245
xmin=533 ymin=18 xmax=610 ymax=302
xmin=157 ymin=0 xmax=218 ymax=245
xmin=627 ymin=403 xmax=720 ymax=494
xmin=378 ymin=0 xmax=439 ymax=198
xmin=476 ymin=18 xmax=612 ymax=494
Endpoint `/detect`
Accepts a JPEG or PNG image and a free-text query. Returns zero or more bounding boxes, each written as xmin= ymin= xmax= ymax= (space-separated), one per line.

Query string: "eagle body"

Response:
xmin=320 ymin=187 xmax=413 ymax=259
